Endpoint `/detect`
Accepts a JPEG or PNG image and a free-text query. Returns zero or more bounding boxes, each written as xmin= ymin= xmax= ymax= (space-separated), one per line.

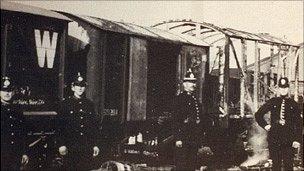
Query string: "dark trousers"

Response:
xmin=269 ymin=142 xmax=293 ymax=171
xmin=174 ymin=142 xmax=198 ymax=171
xmin=1 ymin=150 xmax=21 ymax=171
xmin=62 ymin=148 xmax=100 ymax=171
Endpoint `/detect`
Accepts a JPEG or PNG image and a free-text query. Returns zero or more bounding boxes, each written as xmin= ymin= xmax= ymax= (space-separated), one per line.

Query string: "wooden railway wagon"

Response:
xmin=1 ymin=2 xmax=71 ymax=168
xmin=59 ymin=12 xmax=211 ymax=164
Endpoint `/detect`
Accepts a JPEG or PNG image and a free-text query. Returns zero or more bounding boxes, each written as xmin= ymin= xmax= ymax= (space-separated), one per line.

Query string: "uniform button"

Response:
xmin=79 ymin=101 xmax=82 ymax=104
xmin=9 ymin=116 xmax=12 ymax=119
xmin=10 ymin=124 xmax=13 ymax=127
xmin=7 ymin=108 xmax=10 ymax=111
xmin=11 ymin=133 xmax=14 ymax=136
xmin=79 ymin=109 xmax=83 ymax=112
xmin=70 ymin=111 xmax=74 ymax=114
xmin=80 ymin=116 xmax=83 ymax=119
xmin=11 ymin=141 xmax=14 ymax=144
xmin=80 ymin=132 xmax=83 ymax=136
xmin=80 ymin=125 xmax=84 ymax=127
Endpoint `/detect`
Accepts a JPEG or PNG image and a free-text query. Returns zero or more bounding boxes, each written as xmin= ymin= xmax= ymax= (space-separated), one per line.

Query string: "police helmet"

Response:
xmin=72 ymin=72 xmax=87 ymax=87
xmin=1 ymin=76 xmax=14 ymax=91
xmin=278 ymin=77 xmax=289 ymax=88
xmin=183 ymin=69 xmax=196 ymax=82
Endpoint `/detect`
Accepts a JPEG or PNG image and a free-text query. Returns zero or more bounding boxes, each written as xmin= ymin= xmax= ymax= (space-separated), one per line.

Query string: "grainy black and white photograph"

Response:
xmin=1 ymin=1 xmax=303 ymax=170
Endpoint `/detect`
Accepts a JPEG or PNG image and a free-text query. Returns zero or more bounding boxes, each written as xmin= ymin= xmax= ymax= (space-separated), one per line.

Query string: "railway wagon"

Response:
xmin=1 ymin=1 xmax=71 ymax=168
xmin=59 ymin=12 xmax=212 ymax=163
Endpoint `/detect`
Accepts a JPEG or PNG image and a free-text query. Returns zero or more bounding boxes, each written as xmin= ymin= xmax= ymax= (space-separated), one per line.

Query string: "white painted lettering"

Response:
xmin=34 ymin=29 xmax=58 ymax=68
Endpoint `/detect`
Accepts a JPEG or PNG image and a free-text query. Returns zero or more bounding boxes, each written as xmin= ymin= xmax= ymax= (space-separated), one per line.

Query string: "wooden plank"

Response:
xmin=121 ymin=36 xmax=129 ymax=122
xmin=240 ymin=39 xmax=247 ymax=117
xmin=23 ymin=111 xmax=57 ymax=116
xmin=99 ymin=33 xmax=107 ymax=116
xmin=58 ymin=25 xmax=67 ymax=100
xmin=253 ymin=41 xmax=260 ymax=112
xmin=127 ymin=37 xmax=148 ymax=121
xmin=1 ymin=24 xmax=8 ymax=76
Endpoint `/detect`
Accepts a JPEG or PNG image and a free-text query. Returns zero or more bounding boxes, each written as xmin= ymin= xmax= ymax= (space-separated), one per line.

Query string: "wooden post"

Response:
xmin=240 ymin=39 xmax=247 ymax=117
xmin=253 ymin=41 xmax=260 ymax=112
xmin=1 ymin=24 xmax=8 ymax=76
xmin=294 ymin=65 xmax=299 ymax=102
xmin=287 ymin=47 xmax=294 ymax=80
xmin=58 ymin=25 xmax=67 ymax=100
xmin=269 ymin=46 xmax=275 ymax=89
xmin=218 ymin=46 xmax=224 ymax=111
xmin=277 ymin=47 xmax=282 ymax=96
xmin=263 ymin=73 xmax=267 ymax=101
xmin=294 ymin=49 xmax=299 ymax=102
xmin=199 ymin=48 xmax=207 ymax=103
xmin=221 ymin=36 xmax=230 ymax=127
xmin=176 ymin=53 xmax=182 ymax=94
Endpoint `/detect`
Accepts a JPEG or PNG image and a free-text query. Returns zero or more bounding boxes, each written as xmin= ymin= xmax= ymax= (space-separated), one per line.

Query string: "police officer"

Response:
xmin=57 ymin=73 xmax=101 ymax=170
xmin=255 ymin=77 xmax=302 ymax=171
xmin=173 ymin=69 xmax=201 ymax=171
xmin=1 ymin=76 xmax=29 ymax=170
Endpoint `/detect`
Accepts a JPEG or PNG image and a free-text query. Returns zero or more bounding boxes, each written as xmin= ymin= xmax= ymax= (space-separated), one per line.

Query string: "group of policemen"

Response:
xmin=1 ymin=73 xmax=102 ymax=170
xmin=1 ymin=69 xmax=303 ymax=171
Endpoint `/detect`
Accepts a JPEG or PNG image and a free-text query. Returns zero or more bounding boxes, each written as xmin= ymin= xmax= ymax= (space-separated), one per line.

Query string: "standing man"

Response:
xmin=255 ymin=77 xmax=302 ymax=170
xmin=57 ymin=72 xmax=101 ymax=170
xmin=173 ymin=69 xmax=201 ymax=171
xmin=1 ymin=76 xmax=29 ymax=170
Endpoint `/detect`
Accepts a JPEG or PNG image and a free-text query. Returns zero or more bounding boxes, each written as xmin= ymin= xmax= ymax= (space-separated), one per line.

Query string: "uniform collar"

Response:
xmin=1 ymin=100 xmax=10 ymax=106
xmin=72 ymin=95 xmax=83 ymax=100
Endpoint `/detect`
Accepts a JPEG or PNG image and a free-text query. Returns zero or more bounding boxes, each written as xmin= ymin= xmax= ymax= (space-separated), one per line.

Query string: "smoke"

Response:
xmin=240 ymin=89 xmax=269 ymax=167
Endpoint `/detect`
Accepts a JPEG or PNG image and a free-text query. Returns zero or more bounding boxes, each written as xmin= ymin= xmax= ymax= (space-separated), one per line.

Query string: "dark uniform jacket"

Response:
xmin=173 ymin=92 xmax=201 ymax=142
xmin=1 ymin=103 xmax=27 ymax=169
xmin=255 ymin=96 xmax=302 ymax=145
xmin=57 ymin=96 xmax=101 ymax=151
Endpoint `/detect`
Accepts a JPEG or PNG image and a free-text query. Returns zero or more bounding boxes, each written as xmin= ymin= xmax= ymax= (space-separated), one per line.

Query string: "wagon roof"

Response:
xmin=59 ymin=12 xmax=210 ymax=47
xmin=152 ymin=20 xmax=299 ymax=47
xmin=1 ymin=1 xmax=71 ymax=21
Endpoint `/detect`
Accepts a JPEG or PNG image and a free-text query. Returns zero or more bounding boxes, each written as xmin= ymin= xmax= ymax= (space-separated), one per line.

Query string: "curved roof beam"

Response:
xmin=201 ymin=32 xmax=223 ymax=40
xmin=200 ymin=29 xmax=215 ymax=35
xmin=209 ymin=37 xmax=226 ymax=45
xmin=168 ymin=23 xmax=196 ymax=30
xmin=153 ymin=21 xmax=227 ymax=35
xmin=181 ymin=28 xmax=195 ymax=34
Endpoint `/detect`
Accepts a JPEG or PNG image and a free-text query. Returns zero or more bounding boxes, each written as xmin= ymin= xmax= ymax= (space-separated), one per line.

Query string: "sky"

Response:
xmin=13 ymin=1 xmax=303 ymax=44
